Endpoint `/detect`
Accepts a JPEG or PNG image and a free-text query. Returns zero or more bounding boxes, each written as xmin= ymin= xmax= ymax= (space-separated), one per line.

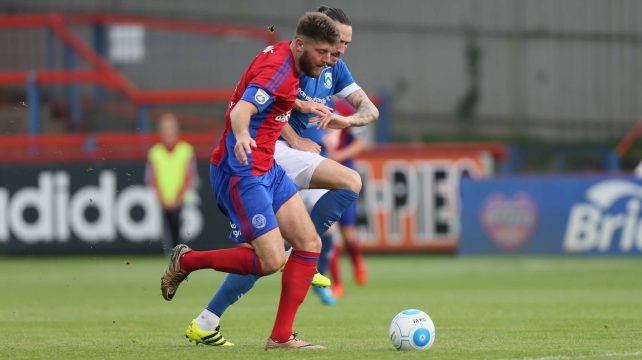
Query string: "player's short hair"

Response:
xmin=296 ymin=12 xmax=340 ymax=45
xmin=316 ymin=5 xmax=352 ymax=26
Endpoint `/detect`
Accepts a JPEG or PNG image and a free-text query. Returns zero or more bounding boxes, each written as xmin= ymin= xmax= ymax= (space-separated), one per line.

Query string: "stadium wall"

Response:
xmin=2 ymin=0 xmax=642 ymax=140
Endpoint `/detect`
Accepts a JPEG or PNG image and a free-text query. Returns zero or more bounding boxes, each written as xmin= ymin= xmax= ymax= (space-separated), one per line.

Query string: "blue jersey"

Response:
xmin=301 ymin=122 xmax=328 ymax=157
xmin=287 ymin=59 xmax=360 ymax=137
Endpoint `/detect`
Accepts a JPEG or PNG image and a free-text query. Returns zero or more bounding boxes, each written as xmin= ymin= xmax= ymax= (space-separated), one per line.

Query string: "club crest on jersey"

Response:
xmin=324 ymin=72 xmax=332 ymax=89
xmin=252 ymin=214 xmax=267 ymax=229
xmin=254 ymin=88 xmax=269 ymax=105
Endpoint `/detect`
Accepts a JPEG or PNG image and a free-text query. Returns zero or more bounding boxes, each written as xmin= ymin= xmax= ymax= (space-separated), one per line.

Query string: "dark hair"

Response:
xmin=296 ymin=12 xmax=340 ymax=45
xmin=317 ymin=5 xmax=351 ymax=26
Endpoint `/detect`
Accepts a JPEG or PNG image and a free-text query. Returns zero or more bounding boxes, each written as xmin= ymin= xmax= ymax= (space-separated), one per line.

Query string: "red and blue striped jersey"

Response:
xmin=211 ymin=41 xmax=299 ymax=176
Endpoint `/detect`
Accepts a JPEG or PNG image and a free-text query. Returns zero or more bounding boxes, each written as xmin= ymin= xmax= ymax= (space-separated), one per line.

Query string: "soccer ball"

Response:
xmin=388 ymin=309 xmax=436 ymax=351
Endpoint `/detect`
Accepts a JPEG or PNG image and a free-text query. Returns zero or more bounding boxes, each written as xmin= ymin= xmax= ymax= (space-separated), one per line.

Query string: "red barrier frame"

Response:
xmin=0 ymin=130 xmax=506 ymax=169
xmin=0 ymin=132 xmax=218 ymax=163
xmin=0 ymin=13 xmax=277 ymax=104
xmin=615 ymin=118 xmax=642 ymax=157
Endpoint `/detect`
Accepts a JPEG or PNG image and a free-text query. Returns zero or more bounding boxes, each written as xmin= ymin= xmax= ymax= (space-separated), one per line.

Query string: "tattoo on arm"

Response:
xmin=346 ymin=89 xmax=380 ymax=127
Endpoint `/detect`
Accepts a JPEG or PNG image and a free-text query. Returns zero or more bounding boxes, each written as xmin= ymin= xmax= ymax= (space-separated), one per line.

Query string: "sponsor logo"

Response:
xmin=297 ymin=88 xmax=331 ymax=104
xmin=354 ymin=158 xmax=486 ymax=247
xmin=323 ymin=220 xmax=336 ymax=229
xmin=262 ymin=45 xmax=274 ymax=54
xmin=564 ymin=179 xmax=642 ymax=252
xmin=254 ymin=88 xmax=269 ymax=105
xmin=275 ymin=109 xmax=291 ymax=123
xmin=230 ymin=222 xmax=242 ymax=239
xmin=252 ymin=214 xmax=267 ymax=229
xmin=324 ymin=72 xmax=332 ymax=89
xmin=0 ymin=170 xmax=203 ymax=245
xmin=480 ymin=193 xmax=538 ymax=251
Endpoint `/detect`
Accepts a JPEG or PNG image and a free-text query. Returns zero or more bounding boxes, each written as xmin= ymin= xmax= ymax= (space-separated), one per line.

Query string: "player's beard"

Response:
xmin=299 ymin=49 xmax=324 ymax=78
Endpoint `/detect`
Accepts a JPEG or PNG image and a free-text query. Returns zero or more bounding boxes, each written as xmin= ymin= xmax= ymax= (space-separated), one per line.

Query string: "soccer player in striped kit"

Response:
xmin=185 ymin=5 xmax=379 ymax=344
xmin=160 ymin=12 xmax=339 ymax=349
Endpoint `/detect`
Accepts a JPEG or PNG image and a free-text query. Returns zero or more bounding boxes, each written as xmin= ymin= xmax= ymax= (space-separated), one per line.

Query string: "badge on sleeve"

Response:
xmin=255 ymin=88 xmax=270 ymax=105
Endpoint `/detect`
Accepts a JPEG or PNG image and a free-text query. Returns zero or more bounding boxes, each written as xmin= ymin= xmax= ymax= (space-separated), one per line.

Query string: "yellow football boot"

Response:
xmin=280 ymin=259 xmax=331 ymax=288
xmin=311 ymin=271 xmax=331 ymax=288
xmin=185 ymin=320 xmax=233 ymax=347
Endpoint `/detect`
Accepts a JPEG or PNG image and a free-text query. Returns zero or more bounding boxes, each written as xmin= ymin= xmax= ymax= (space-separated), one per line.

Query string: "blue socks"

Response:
xmin=207 ymin=273 xmax=258 ymax=317
xmin=309 ymin=189 xmax=359 ymax=235
xmin=317 ymin=232 xmax=334 ymax=274
xmin=312 ymin=190 xmax=358 ymax=274
xmin=205 ymin=189 xmax=358 ymax=320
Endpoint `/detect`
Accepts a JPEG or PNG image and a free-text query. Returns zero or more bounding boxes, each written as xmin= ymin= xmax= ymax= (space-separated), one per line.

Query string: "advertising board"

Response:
xmin=460 ymin=176 xmax=642 ymax=255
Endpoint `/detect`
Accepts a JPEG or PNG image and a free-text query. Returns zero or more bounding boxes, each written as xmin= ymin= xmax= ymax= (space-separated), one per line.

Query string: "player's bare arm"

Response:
xmin=310 ymin=89 xmax=379 ymax=129
xmin=230 ymin=100 xmax=258 ymax=165
xmin=344 ymin=89 xmax=379 ymax=127
xmin=294 ymin=98 xmax=333 ymax=117
xmin=281 ymin=123 xmax=321 ymax=154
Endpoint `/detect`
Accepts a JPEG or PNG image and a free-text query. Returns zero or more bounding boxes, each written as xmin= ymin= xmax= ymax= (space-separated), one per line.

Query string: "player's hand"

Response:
xmin=300 ymin=101 xmax=333 ymax=117
xmin=234 ymin=132 xmax=257 ymax=165
xmin=310 ymin=113 xmax=352 ymax=129
xmin=291 ymin=137 xmax=321 ymax=154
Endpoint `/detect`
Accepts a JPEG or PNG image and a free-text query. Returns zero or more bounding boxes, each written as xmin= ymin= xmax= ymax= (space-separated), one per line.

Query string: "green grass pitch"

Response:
xmin=2 ymin=254 xmax=642 ymax=359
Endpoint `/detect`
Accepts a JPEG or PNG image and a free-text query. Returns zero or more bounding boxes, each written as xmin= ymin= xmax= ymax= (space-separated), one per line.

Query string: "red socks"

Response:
xmin=329 ymin=247 xmax=342 ymax=287
xmin=270 ymin=250 xmax=319 ymax=342
xmin=179 ymin=246 xmax=263 ymax=276
xmin=345 ymin=240 xmax=363 ymax=268
xmin=180 ymin=247 xmax=319 ymax=342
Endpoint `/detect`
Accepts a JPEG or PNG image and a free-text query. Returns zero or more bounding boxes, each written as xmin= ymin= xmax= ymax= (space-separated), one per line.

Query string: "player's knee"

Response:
xmin=331 ymin=167 xmax=362 ymax=193
xmin=307 ymin=234 xmax=322 ymax=253
xmin=259 ymin=253 xmax=286 ymax=275
xmin=289 ymin=233 xmax=321 ymax=253
xmin=345 ymin=169 xmax=362 ymax=193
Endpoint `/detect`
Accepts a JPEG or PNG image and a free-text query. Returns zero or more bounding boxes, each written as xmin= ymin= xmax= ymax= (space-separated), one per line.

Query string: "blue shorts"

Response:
xmin=210 ymin=163 xmax=298 ymax=243
xmin=339 ymin=201 xmax=357 ymax=226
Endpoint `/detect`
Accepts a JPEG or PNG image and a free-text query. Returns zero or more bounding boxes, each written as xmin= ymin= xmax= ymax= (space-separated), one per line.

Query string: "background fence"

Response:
xmin=3 ymin=0 xmax=642 ymax=142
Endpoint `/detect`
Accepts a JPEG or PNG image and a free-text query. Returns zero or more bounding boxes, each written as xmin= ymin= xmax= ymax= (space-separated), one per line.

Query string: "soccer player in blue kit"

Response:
xmin=320 ymin=102 xmax=370 ymax=298
xmin=160 ymin=12 xmax=340 ymax=350
xmin=183 ymin=6 xmax=380 ymax=346
xmin=301 ymin=101 xmax=370 ymax=303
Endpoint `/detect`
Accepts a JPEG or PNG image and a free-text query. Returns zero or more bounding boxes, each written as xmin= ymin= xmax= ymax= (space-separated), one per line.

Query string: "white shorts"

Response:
xmin=274 ymin=140 xmax=326 ymax=189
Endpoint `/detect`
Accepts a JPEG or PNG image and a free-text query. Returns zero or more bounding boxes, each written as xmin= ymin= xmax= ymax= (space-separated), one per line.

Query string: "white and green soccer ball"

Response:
xmin=388 ymin=309 xmax=436 ymax=351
